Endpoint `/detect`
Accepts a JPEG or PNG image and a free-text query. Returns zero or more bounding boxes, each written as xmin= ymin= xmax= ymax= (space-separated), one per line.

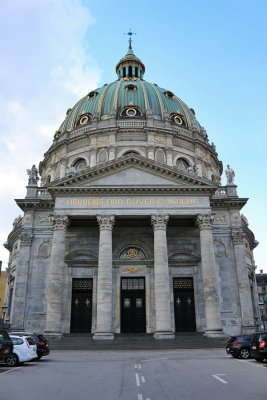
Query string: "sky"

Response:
xmin=0 ymin=0 xmax=266 ymax=272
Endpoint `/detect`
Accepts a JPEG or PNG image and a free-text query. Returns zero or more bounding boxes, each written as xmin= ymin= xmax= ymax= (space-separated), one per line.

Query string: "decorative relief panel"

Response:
xmin=121 ymin=267 xmax=145 ymax=273
xmin=214 ymin=239 xmax=227 ymax=257
xmin=232 ymin=229 xmax=245 ymax=245
xmin=20 ymin=231 xmax=33 ymax=245
xmin=214 ymin=215 xmax=226 ymax=224
xmin=120 ymin=248 xmax=145 ymax=259
xmin=38 ymin=239 xmax=52 ymax=258
xmin=38 ymin=215 xmax=54 ymax=224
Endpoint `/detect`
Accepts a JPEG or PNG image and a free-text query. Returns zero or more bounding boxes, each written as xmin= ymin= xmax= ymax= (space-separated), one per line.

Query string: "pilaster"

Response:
xmin=45 ymin=215 xmax=69 ymax=337
xmin=232 ymin=228 xmax=255 ymax=333
xmin=11 ymin=230 xmax=33 ymax=330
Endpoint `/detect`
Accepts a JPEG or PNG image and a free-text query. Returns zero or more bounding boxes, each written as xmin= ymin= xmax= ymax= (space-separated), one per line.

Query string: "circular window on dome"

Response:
xmin=126 ymin=108 xmax=137 ymax=117
xmin=125 ymin=84 xmax=137 ymax=92
xmin=88 ymin=91 xmax=98 ymax=99
xmin=77 ymin=113 xmax=92 ymax=126
xmin=121 ymin=106 xmax=142 ymax=118
xmin=171 ymin=113 xmax=186 ymax=126
xmin=164 ymin=91 xmax=175 ymax=99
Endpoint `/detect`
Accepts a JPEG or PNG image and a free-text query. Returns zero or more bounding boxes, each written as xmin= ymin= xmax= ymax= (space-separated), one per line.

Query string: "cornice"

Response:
xmin=210 ymin=197 xmax=248 ymax=209
xmin=15 ymin=199 xmax=54 ymax=211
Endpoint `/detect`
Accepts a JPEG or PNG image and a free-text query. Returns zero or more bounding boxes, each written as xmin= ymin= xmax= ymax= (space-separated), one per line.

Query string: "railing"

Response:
xmin=117 ymin=120 xmax=146 ymax=128
xmin=213 ymin=187 xmax=227 ymax=197
xmin=37 ymin=188 xmax=52 ymax=199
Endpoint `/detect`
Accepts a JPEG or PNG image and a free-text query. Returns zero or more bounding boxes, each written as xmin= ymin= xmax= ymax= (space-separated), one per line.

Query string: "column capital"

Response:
xmin=52 ymin=215 xmax=69 ymax=230
xmin=97 ymin=215 xmax=115 ymax=231
xmin=151 ymin=215 xmax=169 ymax=231
xmin=196 ymin=214 xmax=214 ymax=230
xmin=232 ymin=229 xmax=245 ymax=245
xmin=20 ymin=230 xmax=33 ymax=245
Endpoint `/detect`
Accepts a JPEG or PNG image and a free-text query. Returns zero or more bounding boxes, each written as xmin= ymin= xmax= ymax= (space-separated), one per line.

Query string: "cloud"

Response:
xmin=0 ymin=0 xmax=102 ymax=266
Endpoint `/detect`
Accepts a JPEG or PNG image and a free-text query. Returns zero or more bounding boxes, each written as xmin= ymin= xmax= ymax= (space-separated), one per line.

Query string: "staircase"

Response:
xmin=49 ymin=333 xmax=227 ymax=351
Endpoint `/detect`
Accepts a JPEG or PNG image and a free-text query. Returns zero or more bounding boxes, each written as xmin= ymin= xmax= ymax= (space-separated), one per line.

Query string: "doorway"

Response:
xmin=121 ymin=277 xmax=146 ymax=333
xmin=71 ymin=278 xmax=93 ymax=333
xmin=173 ymin=277 xmax=196 ymax=332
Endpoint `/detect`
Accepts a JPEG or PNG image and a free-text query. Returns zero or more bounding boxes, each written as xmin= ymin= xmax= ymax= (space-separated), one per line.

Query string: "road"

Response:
xmin=0 ymin=349 xmax=266 ymax=400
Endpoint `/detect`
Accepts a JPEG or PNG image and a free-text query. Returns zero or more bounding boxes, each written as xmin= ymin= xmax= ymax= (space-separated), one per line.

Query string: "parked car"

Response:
xmin=226 ymin=334 xmax=253 ymax=359
xmin=250 ymin=332 xmax=267 ymax=362
xmin=0 ymin=324 xmax=13 ymax=364
xmin=10 ymin=332 xmax=50 ymax=359
xmin=5 ymin=335 xmax=37 ymax=367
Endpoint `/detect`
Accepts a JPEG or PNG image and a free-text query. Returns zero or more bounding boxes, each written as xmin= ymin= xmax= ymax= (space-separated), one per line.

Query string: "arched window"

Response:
xmin=73 ymin=158 xmax=87 ymax=171
xmin=176 ymin=158 xmax=190 ymax=171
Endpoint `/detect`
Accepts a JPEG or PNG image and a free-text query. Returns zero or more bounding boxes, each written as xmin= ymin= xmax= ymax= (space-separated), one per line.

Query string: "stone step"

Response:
xmin=49 ymin=333 xmax=227 ymax=351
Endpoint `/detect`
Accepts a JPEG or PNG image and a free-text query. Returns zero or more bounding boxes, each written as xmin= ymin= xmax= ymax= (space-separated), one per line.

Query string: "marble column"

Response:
xmin=232 ymin=229 xmax=255 ymax=333
xmin=196 ymin=214 xmax=224 ymax=337
xmin=94 ymin=215 xmax=115 ymax=340
xmin=11 ymin=230 xmax=33 ymax=330
xmin=45 ymin=215 xmax=69 ymax=336
xmin=151 ymin=215 xmax=175 ymax=339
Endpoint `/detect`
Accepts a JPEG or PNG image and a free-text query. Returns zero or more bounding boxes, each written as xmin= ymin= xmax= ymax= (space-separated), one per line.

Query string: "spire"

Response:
xmin=116 ymin=29 xmax=145 ymax=80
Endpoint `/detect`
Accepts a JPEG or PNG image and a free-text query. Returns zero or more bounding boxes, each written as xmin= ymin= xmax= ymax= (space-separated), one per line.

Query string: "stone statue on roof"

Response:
xmin=225 ymin=164 xmax=235 ymax=185
xmin=27 ymin=165 xmax=39 ymax=185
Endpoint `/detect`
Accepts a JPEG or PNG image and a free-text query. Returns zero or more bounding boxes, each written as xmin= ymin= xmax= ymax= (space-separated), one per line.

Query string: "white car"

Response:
xmin=5 ymin=335 xmax=37 ymax=367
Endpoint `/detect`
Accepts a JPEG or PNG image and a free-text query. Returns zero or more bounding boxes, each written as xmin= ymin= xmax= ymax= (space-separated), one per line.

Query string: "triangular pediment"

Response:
xmin=48 ymin=154 xmax=217 ymax=195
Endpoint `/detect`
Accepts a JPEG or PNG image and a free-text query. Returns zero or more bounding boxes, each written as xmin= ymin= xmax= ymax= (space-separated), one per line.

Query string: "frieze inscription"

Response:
xmin=64 ymin=196 xmax=200 ymax=208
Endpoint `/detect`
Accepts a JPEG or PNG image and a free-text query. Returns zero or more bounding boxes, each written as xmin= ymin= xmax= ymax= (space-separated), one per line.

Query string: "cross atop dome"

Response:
xmin=124 ymin=28 xmax=136 ymax=49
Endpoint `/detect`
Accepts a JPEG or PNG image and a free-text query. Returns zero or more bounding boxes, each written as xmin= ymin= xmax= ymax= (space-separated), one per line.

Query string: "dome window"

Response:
xmin=88 ymin=91 xmax=98 ymax=99
xmin=125 ymin=84 xmax=137 ymax=92
xmin=121 ymin=106 xmax=142 ymax=118
xmin=176 ymin=158 xmax=190 ymax=171
xmin=77 ymin=113 xmax=92 ymax=126
xmin=73 ymin=158 xmax=87 ymax=171
xmin=164 ymin=91 xmax=175 ymax=99
xmin=171 ymin=113 xmax=186 ymax=127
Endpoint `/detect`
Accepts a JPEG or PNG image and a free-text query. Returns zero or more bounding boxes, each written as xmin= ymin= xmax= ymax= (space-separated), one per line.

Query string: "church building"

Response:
xmin=3 ymin=40 xmax=260 ymax=339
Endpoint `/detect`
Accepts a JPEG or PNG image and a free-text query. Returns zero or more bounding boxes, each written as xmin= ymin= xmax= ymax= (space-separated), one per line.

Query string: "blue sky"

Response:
xmin=0 ymin=0 xmax=266 ymax=271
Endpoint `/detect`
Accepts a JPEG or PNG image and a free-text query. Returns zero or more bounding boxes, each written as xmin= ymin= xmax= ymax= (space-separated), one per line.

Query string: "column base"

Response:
xmin=204 ymin=329 xmax=226 ymax=338
xmin=241 ymin=325 xmax=256 ymax=335
xmin=93 ymin=332 xmax=114 ymax=340
xmin=153 ymin=331 xmax=175 ymax=340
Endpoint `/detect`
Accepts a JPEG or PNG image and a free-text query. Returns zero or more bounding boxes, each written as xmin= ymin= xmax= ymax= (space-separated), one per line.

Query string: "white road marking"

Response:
xmin=137 ymin=394 xmax=143 ymax=400
xmin=237 ymin=359 xmax=266 ymax=368
xmin=141 ymin=375 xmax=145 ymax=383
xmin=0 ymin=367 xmax=20 ymax=376
xmin=142 ymin=357 xmax=169 ymax=362
xmin=135 ymin=372 xmax=141 ymax=386
xmin=212 ymin=374 xmax=228 ymax=384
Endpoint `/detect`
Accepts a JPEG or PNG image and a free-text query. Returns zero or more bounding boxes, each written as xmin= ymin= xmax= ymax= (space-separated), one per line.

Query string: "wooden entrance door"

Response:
xmin=121 ymin=278 xmax=146 ymax=333
xmin=173 ymin=277 xmax=196 ymax=332
xmin=71 ymin=278 xmax=93 ymax=333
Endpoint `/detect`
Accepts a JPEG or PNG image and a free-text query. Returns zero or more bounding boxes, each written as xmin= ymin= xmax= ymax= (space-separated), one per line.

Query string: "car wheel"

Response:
xmin=5 ymin=353 xmax=19 ymax=367
xmin=255 ymin=358 xmax=264 ymax=363
xmin=240 ymin=348 xmax=250 ymax=359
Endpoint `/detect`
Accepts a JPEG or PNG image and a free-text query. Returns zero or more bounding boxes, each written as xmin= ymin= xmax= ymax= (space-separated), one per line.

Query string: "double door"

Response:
xmin=71 ymin=278 xmax=93 ymax=333
xmin=121 ymin=278 xmax=146 ymax=333
xmin=173 ymin=277 xmax=196 ymax=332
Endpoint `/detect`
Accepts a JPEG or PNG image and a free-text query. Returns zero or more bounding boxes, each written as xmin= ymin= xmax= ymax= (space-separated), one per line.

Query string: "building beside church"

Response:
xmin=3 ymin=42 xmax=261 ymax=339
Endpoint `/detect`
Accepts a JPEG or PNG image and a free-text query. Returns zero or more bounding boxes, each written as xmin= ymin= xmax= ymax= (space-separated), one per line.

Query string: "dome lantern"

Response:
xmin=115 ymin=44 xmax=145 ymax=80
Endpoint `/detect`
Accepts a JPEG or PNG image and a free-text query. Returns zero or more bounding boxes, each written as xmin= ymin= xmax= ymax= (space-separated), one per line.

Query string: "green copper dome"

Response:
xmin=56 ymin=45 xmax=200 ymax=135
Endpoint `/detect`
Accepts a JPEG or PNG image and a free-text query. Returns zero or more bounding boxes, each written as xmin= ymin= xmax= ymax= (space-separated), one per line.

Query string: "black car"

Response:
xmin=0 ymin=322 xmax=13 ymax=364
xmin=10 ymin=332 xmax=50 ymax=359
xmin=226 ymin=334 xmax=253 ymax=359
xmin=250 ymin=332 xmax=267 ymax=362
